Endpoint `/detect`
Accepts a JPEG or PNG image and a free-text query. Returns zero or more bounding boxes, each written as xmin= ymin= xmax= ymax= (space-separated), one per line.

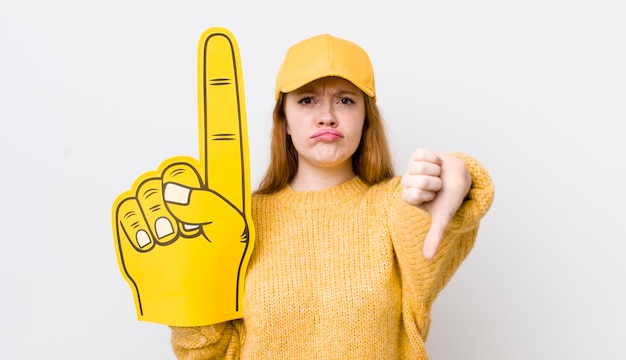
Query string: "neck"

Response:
xmin=289 ymin=161 xmax=356 ymax=191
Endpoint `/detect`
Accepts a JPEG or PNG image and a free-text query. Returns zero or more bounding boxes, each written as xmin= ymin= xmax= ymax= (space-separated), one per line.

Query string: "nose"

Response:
xmin=317 ymin=103 xmax=337 ymax=127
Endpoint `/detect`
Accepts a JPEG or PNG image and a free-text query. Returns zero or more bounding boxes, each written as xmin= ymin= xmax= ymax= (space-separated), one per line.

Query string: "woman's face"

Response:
xmin=284 ymin=77 xmax=366 ymax=172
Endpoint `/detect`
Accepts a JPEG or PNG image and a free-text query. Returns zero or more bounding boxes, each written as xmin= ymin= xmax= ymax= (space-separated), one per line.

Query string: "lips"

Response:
xmin=311 ymin=129 xmax=343 ymax=141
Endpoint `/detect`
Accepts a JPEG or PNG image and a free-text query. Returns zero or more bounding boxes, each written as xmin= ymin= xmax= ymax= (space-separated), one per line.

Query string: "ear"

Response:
xmin=285 ymin=122 xmax=291 ymax=135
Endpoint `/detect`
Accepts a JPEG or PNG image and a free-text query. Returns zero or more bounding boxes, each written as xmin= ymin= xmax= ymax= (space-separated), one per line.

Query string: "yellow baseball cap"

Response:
xmin=275 ymin=34 xmax=376 ymax=101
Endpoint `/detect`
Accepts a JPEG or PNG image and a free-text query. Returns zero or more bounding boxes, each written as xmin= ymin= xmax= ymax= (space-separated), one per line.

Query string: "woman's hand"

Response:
xmin=401 ymin=148 xmax=472 ymax=260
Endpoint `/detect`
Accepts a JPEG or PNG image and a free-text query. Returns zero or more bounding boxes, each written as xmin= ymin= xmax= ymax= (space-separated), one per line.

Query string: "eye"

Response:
xmin=339 ymin=97 xmax=355 ymax=105
xmin=298 ymin=97 xmax=314 ymax=105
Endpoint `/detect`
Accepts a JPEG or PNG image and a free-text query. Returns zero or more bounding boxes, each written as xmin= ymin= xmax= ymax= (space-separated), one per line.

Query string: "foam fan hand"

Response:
xmin=112 ymin=28 xmax=255 ymax=327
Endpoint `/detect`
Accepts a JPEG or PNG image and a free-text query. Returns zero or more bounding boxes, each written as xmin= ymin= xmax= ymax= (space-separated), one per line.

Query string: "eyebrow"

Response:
xmin=293 ymin=88 xmax=359 ymax=97
xmin=331 ymin=89 xmax=359 ymax=97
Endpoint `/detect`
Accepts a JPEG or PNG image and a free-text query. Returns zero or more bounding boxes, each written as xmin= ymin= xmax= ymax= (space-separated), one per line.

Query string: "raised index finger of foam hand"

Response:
xmin=197 ymin=28 xmax=250 ymax=213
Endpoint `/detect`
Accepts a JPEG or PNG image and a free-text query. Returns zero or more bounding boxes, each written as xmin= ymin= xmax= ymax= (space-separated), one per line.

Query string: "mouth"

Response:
xmin=311 ymin=129 xmax=343 ymax=141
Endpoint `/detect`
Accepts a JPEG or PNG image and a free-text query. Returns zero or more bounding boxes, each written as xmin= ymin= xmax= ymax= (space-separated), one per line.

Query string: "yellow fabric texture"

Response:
xmin=171 ymin=153 xmax=494 ymax=359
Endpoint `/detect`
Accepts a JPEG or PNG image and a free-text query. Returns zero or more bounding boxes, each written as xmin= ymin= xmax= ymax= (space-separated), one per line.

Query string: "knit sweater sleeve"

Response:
xmin=387 ymin=153 xmax=494 ymax=339
xmin=170 ymin=320 xmax=242 ymax=360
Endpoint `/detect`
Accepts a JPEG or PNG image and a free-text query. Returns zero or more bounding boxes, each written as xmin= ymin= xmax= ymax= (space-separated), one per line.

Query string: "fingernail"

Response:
xmin=164 ymin=183 xmax=191 ymax=205
xmin=155 ymin=217 xmax=174 ymax=238
xmin=136 ymin=230 xmax=151 ymax=248
xmin=183 ymin=223 xmax=199 ymax=231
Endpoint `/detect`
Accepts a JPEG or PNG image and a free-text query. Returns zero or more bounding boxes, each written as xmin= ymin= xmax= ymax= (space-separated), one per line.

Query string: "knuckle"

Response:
xmin=416 ymin=176 xmax=430 ymax=189
xmin=401 ymin=187 xmax=419 ymax=205
xmin=400 ymin=174 xmax=409 ymax=186
xmin=412 ymin=148 xmax=428 ymax=160
xmin=409 ymin=161 xmax=427 ymax=175
xmin=162 ymin=162 xmax=203 ymax=188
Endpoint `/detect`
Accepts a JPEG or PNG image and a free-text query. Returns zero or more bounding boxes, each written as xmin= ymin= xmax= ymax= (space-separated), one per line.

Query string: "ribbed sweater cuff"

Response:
xmin=170 ymin=322 xmax=239 ymax=360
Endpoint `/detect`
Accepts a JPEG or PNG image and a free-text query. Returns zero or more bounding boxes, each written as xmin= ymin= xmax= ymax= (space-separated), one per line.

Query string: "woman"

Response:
xmin=171 ymin=34 xmax=494 ymax=359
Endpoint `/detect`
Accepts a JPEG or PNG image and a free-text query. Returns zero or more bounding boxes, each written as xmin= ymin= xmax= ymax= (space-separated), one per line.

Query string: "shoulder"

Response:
xmin=365 ymin=176 xmax=403 ymax=200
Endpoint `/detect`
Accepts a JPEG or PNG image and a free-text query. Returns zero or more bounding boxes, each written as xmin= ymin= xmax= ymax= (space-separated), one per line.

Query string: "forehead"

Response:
xmin=293 ymin=76 xmax=361 ymax=94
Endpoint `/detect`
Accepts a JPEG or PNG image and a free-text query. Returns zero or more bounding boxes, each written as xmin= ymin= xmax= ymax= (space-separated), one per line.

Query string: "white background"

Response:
xmin=1 ymin=0 xmax=625 ymax=359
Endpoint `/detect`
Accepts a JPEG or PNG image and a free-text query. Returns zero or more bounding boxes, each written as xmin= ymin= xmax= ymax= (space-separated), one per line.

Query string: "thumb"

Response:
xmin=420 ymin=156 xmax=471 ymax=260
xmin=422 ymin=214 xmax=451 ymax=260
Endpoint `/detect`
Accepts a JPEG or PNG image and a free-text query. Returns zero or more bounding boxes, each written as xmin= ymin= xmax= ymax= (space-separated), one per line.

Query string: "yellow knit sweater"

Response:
xmin=171 ymin=154 xmax=494 ymax=359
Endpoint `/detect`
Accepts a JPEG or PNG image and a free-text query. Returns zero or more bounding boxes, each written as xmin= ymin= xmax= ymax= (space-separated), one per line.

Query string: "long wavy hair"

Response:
xmin=254 ymin=91 xmax=395 ymax=195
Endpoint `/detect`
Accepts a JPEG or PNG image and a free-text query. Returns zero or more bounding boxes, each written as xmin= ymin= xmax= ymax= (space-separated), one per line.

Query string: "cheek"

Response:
xmin=350 ymin=130 xmax=364 ymax=151
xmin=283 ymin=104 xmax=301 ymax=137
xmin=351 ymin=119 xmax=366 ymax=145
